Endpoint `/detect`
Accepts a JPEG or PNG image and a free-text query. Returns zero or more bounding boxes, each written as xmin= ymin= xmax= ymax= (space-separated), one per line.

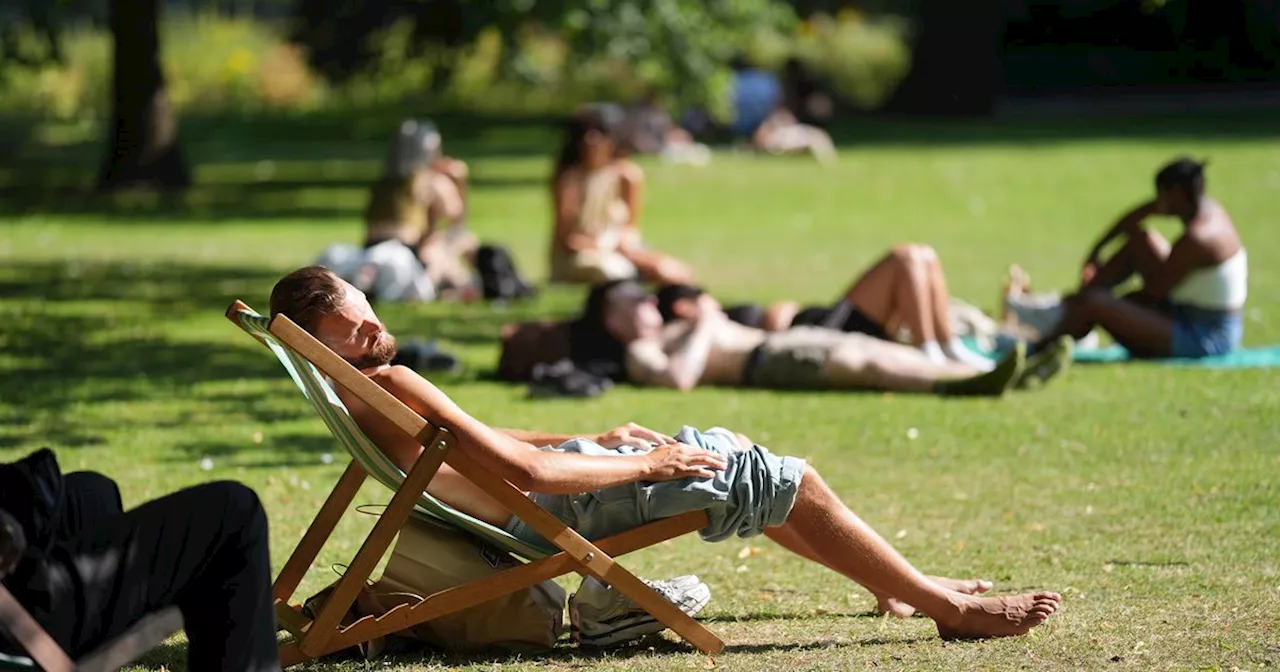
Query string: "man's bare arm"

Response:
xmin=375 ymin=367 xmax=722 ymax=493
xmin=627 ymin=311 xmax=720 ymax=391
xmin=497 ymin=424 xmax=677 ymax=450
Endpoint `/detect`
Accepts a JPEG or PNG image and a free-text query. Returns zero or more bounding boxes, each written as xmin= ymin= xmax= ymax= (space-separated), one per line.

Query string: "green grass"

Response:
xmin=1 ymin=114 xmax=1279 ymax=670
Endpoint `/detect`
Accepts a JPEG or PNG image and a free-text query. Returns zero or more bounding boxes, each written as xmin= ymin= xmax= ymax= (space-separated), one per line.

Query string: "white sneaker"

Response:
xmin=569 ymin=575 xmax=711 ymax=647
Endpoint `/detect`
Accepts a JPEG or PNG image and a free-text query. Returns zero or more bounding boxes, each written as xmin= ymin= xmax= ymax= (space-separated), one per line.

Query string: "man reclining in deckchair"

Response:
xmin=269 ymin=266 xmax=1063 ymax=639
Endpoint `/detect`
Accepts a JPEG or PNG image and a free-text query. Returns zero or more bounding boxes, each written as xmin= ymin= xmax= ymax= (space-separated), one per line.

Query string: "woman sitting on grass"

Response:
xmin=1034 ymin=157 xmax=1247 ymax=358
xmin=549 ymin=104 xmax=693 ymax=286
xmin=363 ymin=119 xmax=478 ymax=298
xmin=657 ymin=243 xmax=995 ymax=371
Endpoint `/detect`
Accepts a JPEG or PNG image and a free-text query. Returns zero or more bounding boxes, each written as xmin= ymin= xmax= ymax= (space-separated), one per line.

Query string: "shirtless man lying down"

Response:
xmin=268 ymin=266 xmax=1062 ymax=640
xmin=568 ymin=280 xmax=1071 ymax=395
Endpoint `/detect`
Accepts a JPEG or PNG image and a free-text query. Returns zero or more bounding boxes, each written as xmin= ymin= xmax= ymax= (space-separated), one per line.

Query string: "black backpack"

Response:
xmin=475 ymin=244 xmax=537 ymax=301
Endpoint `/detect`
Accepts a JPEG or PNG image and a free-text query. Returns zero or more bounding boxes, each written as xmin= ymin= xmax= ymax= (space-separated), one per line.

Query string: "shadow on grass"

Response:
xmin=0 ymin=174 xmax=545 ymax=221
xmin=132 ymin=624 xmax=932 ymax=671
xmin=4 ymin=109 xmax=1279 ymax=220
xmin=0 ymin=259 xmax=295 ymax=448
xmin=0 ymin=258 xmax=563 ymax=463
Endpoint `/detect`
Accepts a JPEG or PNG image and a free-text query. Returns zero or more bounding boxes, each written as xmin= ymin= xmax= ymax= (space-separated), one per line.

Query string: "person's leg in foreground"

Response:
xmin=40 ymin=481 xmax=280 ymax=671
xmin=521 ymin=430 xmax=1061 ymax=639
xmin=765 ymin=465 xmax=1061 ymax=637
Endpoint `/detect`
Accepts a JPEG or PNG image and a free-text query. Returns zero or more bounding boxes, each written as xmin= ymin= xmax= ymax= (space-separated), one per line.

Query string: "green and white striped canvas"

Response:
xmin=231 ymin=308 xmax=554 ymax=559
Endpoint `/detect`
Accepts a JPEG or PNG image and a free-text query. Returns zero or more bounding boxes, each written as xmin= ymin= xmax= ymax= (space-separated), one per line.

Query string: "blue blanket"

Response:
xmin=965 ymin=338 xmax=1280 ymax=369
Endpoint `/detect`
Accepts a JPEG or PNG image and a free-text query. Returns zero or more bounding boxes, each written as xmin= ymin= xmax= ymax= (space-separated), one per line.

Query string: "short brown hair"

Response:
xmin=270 ymin=266 xmax=347 ymax=333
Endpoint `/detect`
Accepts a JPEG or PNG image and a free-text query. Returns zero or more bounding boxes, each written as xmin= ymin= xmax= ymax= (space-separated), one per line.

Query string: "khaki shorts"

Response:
xmin=745 ymin=326 xmax=851 ymax=389
xmin=549 ymin=248 xmax=637 ymax=284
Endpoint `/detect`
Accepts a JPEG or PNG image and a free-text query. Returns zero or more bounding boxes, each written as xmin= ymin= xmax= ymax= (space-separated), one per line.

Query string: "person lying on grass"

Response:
xmin=573 ymin=280 xmax=1071 ymax=396
xmin=269 ymin=265 xmax=1063 ymax=640
xmin=656 ymin=243 xmax=994 ymax=372
xmin=1034 ymin=157 xmax=1247 ymax=358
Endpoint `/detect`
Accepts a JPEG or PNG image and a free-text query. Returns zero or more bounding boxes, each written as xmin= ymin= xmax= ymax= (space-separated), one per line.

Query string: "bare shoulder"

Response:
xmin=368 ymin=365 xmax=421 ymax=391
xmin=615 ymin=159 xmax=646 ymax=183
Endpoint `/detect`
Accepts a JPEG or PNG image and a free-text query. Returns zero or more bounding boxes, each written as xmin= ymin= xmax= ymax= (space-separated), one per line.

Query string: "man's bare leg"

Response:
xmin=766 ymin=466 xmax=1061 ymax=638
xmin=821 ymin=335 xmax=1021 ymax=396
xmin=767 ymin=523 xmax=992 ymax=616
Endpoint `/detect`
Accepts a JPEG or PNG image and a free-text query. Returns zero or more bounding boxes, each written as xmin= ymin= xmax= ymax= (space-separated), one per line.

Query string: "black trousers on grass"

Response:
xmin=5 ymin=473 xmax=280 ymax=671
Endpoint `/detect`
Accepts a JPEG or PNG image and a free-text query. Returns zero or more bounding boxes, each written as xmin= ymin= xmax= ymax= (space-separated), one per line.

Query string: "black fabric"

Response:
xmin=568 ymin=281 xmax=637 ymax=383
xmin=790 ymin=302 xmax=891 ymax=341
xmin=0 ymin=449 xmax=65 ymax=568
xmin=1 ymin=468 xmax=279 ymax=671
xmin=723 ymin=303 xmax=767 ymax=329
xmin=475 ymin=244 xmax=537 ymax=301
xmin=392 ymin=340 xmax=461 ymax=373
xmin=528 ymin=359 xmax=614 ymax=399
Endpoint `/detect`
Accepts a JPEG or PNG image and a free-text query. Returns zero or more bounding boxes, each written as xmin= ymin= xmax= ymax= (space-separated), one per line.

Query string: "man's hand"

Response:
xmin=0 ymin=509 xmax=26 ymax=577
xmin=595 ymin=422 xmax=677 ymax=450
xmin=644 ymin=443 xmax=728 ymax=481
xmin=695 ymin=293 xmax=723 ymax=318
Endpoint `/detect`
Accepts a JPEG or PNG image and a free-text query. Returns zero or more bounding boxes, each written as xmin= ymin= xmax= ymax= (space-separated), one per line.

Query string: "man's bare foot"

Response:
xmin=935 ymin=592 xmax=1062 ymax=640
xmin=876 ymin=577 xmax=993 ymax=618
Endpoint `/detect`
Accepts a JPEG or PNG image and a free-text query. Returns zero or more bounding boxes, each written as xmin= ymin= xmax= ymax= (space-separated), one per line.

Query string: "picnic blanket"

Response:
xmin=965 ymin=337 xmax=1280 ymax=369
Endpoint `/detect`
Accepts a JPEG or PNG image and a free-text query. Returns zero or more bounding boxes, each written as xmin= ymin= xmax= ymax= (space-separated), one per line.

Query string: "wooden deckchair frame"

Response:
xmin=0 ymin=568 xmax=183 ymax=672
xmin=226 ymin=301 xmax=724 ymax=666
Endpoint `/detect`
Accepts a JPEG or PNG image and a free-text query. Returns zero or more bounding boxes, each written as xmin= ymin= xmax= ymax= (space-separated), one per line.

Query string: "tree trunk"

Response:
xmin=97 ymin=0 xmax=190 ymax=192
xmin=884 ymin=0 xmax=1007 ymax=116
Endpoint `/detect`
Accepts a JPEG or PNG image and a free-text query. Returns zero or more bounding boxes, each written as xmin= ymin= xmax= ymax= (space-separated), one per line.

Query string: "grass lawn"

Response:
xmin=1 ymin=113 xmax=1278 ymax=670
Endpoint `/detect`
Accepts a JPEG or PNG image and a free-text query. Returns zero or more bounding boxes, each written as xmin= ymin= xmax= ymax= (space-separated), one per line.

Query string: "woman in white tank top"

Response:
xmin=549 ymin=104 xmax=694 ymax=285
xmin=1034 ymin=157 xmax=1245 ymax=358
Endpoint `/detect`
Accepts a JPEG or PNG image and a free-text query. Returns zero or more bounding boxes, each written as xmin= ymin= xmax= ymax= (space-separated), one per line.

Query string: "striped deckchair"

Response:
xmin=226 ymin=301 xmax=724 ymax=666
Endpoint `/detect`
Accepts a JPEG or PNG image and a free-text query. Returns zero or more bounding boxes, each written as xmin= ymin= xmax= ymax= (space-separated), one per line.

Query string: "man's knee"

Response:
xmin=202 ymin=481 xmax=268 ymax=539
xmin=65 ymin=471 xmax=122 ymax=510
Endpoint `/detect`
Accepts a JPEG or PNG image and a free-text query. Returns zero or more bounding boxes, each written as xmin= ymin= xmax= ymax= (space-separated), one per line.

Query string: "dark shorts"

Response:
xmin=790 ymin=303 xmax=890 ymax=341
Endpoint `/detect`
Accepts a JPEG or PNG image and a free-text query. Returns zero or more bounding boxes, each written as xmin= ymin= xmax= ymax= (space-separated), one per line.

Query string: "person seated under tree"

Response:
xmin=363 ymin=119 xmax=479 ymax=298
xmin=267 ymin=266 xmax=1064 ymax=639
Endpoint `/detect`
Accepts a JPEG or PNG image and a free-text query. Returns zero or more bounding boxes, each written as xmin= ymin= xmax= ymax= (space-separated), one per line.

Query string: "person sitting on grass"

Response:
xmin=1034 ymin=157 xmax=1247 ymax=358
xmin=656 ymin=243 xmax=995 ymax=371
xmin=269 ymin=265 xmax=1063 ymax=640
xmin=363 ymin=119 xmax=479 ymax=299
xmin=0 ymin=449 xmax=279 ymax=671
xmin=549 ymin=104 xmax=694 ymax=286
xmin=573 ymin=280 xmax=1071 ymax=395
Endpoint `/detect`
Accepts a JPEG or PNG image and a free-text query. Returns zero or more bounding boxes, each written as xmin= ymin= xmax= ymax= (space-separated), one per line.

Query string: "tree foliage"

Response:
xmin=290 ymin=0 xmax=794 ymax=108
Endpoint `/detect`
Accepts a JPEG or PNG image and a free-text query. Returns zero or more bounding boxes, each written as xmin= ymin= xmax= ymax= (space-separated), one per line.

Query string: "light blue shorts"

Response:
xmin=504 ymin=426 xmax=807 ymax=547
xmin=1169 ymin=304 xmax=1243 ymax=358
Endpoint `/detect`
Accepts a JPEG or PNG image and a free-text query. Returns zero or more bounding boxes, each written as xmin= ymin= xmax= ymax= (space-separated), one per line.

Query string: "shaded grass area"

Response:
xmin=1 ymin=112 xmax=1278 ymax=670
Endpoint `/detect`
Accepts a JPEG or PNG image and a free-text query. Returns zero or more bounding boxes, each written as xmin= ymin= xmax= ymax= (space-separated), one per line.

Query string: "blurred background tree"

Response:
xmin=1 ymin=0 xmax=1277 ymax=191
